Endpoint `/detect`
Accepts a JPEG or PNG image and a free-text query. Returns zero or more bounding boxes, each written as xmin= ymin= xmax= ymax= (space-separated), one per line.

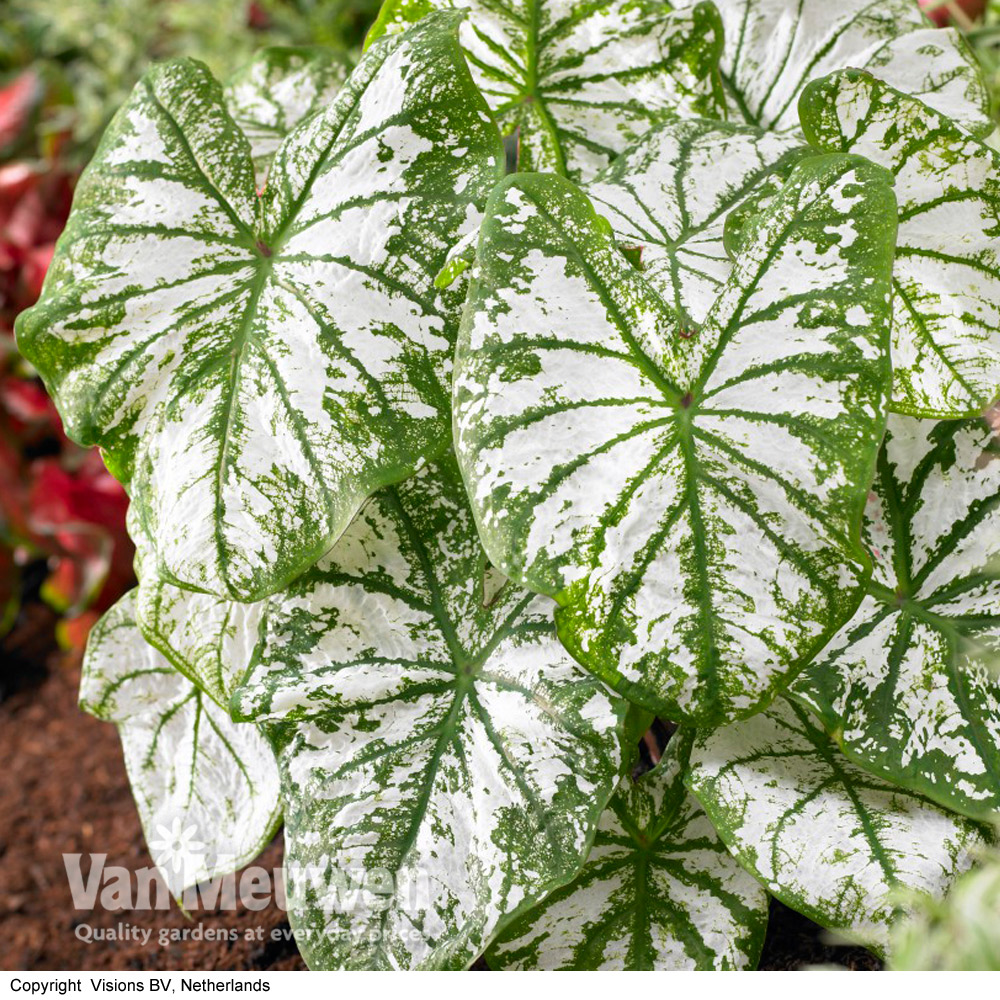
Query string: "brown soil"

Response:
xmin=0 ymin=645 xmax=306 ymax=972
xmin=0 ymin=630 xmax=881 ymax=972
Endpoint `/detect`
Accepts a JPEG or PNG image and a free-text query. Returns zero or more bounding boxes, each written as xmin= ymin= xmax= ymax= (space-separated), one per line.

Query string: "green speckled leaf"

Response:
xmin=16 ymin=13 xmax=504 ymax=602
xmin=135 ymin=572 xmax=264 ymax=708
xmin=890 ymin=848 xmax=1000 ymax=970
xmin=367 ymin=0 xmax=725 ymax=181
xmin=585 ymin=117 xmax=803 ymax=327
xmin=801 ymin=71 xmax=1000 ymax=417
xmin=686 ymin=698 xmax=988 ymax=955
xmin=80 ymin=592 xmax=281 ymax=896
xmin=673 ymin=0 xmax=990 ymax=136
xmin=453 ymin=155 xmax=895 ymax=725
xmin=790 ymin=415 xmax=1000 ymax=821
xmin=487 ymin=734 xmax=768 ymax=969
xmin=231 ymin=455 xmax=625 ymax=970
xmin=224 ymin=46 xmax=351 ymax=187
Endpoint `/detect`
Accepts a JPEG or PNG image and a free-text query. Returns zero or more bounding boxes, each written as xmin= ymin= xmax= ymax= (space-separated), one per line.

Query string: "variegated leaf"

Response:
xmin=453 ymin=155 xmax=896 ymax=725
xmin=224 ymin=46 xmax=350 ymax=187
xmin=80 ymin=592 xmax=281 ymax=896
xmin=135 ymin=572 xmax=264 ymax=707
xmin=231 ymin=456 xmax=625 ymax=970
xmin=889 ymin=847 xmax=1000 ymax=970
xmin=585 ymin=117 xmax=803 ymax=327
xmin=486 ymin=734 xmax=768 ymax=970
xmin=367 ymin=0 xmax=726 ymax=181
xmin=15 ymin=14 xmax=505 ymax=602
xmin=801 ymin=71 xmax=1000 ymax=417
xmin=686 ymin=698 xmax=988 ymax=955
xmin=672 ymin=0 xmax=990 ymax=136
xmin=789 ymin=415 xmax=1000 ymax=821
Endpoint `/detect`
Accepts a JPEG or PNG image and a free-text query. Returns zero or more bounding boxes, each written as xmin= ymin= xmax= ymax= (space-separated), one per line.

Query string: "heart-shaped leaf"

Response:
xmin=453 ymin=154 xmax=896 ymax=725
xmin=801 ymin=71 xmax=1000 ymax=417
xmin=231 ymin=455 xmax=625 ymax=970
xmin=789 ymin=415 xmax=1000 ymax=821
xmin=16 ymin=13 xmax=505 ymax=602
xmin=585 ymin=118 xmax=803 ymax=327
xmin=486 ymin=733 xmax=768 ymax=970
xmin=80 ymin=592 xmax=281 ymax=896
xmin=367 ymin=0 xmax=726 ymax=181
xmin=686 ymin=698 xmax=988 ymax=955
xmin=224 ymin=46 xmax=351 ymax=187
xmin=672 ymin=0 xmax=990 ymax=136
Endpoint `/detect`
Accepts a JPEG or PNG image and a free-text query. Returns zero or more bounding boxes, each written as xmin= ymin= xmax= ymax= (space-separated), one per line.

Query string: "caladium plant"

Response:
xmin=222 ymin=46 xmax=351 ymax=187
xmin=686 ymin=698 xmax=987 ymax=956
xmin=789 ymin=415 xmax=1000 ymax=821
xmin=800 ymin=70 xmax=1000 ymax=417
xmin=487 ymin=731 xmax=769 ymax=970
xmin=366 ymin=0 xmax=727 ymax=180
xmin=81 ymin=591 xmax=281 ymax=895
xmin=20 ymin=0 xmax=1000 ymax=972
xmin=674 ymin=0 xmax=991 ymax=135
xmin=453 ymin=156 xmax=897 ymax=726
xmin=17 ymin=13 xmax=504 ymax=603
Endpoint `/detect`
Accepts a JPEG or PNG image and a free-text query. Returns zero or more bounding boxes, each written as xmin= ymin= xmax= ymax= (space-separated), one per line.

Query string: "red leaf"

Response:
xmin=28 ymin=453 xmax=134 ymax=614
xmin=22 ymin=243 xmax=55 ymax=304
xmin=1 ymin=375 xmax=60 ymax=426
xmin=919 ymin=0 xmax=986 ymax=25
xmin=0 ymin=72 xmax=42 ymax=153
xmin=56 ymin=610 xmax=100 ymax=651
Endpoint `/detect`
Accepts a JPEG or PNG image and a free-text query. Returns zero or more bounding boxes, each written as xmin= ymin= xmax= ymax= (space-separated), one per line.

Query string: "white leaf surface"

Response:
xmin=232 ymin=456 xmax=626 ymax=969
xmin=791 ymin=415 xmax=1000 ymax=820
xmin=81 ymin=592 xmax=281 ymax=896
xmin=672 ymin=0 xmax=990 ymax=136
xmin=453 ymin=155 xmax=896 ymax=724
xmin=686 ymin=697 xmax=988 ymax=954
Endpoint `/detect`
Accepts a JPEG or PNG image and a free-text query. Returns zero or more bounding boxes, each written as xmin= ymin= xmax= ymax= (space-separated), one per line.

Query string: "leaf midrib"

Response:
xmin=791 ymin=701 xmax=900 ymax=890
xmin=523 ymin=189 xmax=683 ymax=404
xmin=212 ymin=266 xmax=272 ymax=594
xmin=355 ymin=487 xmax=553 ymax=966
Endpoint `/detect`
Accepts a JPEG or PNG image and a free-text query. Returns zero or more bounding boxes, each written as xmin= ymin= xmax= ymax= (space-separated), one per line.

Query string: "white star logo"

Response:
xmin=148 ymin=816 xmax=206 ymax=877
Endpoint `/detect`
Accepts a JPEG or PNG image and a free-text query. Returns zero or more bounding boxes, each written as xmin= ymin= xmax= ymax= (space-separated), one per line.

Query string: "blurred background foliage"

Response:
xmin=0 ymin=0 xmax=377 ymax=165
xmin=920 ymin=0 xmax=1000 ymax=119
xmin=891 ymin=845 xmax=1000 ymax=970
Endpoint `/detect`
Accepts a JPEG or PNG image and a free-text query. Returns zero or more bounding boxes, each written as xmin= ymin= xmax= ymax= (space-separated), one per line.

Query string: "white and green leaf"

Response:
xmin=453 ymin=155 xmax=896 ymax=725
xmin=889 ymin=846 xmax=1000 ymax=970
xmin=16 ymin=13 xmax=505 ymax=602
xmin=367 ymin=0 xmax=726 ymax=181
xmin=673 ymin=0 xmax=990 ymax=136
xmin=224 ymin=46 xmax=351 ymax=187
xmin=801 ymin=71 xmax=1000 ymax=417
xmin=80 ymin=592 xmax=281 ymax=896
xmin=231 ymin=456 xmax=626 ymax=970
xmin=135 ymin=572 xmax=265 ymax=708
xmin=486 ymin=734 xmax=768 ymax=970
xmin=686 ymin=698 xmax=988 ymax=955
xmin=585 ymin=117 xmax=804 ymax=327
xmin=790 ymin=415 xmax=1000 ymax=821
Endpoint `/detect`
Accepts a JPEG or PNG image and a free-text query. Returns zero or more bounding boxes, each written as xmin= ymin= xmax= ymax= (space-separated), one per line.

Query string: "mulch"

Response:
xmin=0 ymin=620 xmax=881 ymax=972
xmin=0 ymin=635 xmax=305 ymax=971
